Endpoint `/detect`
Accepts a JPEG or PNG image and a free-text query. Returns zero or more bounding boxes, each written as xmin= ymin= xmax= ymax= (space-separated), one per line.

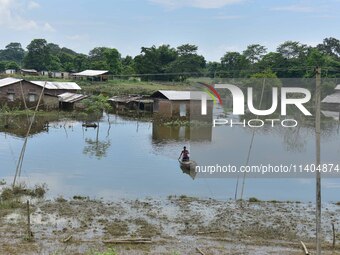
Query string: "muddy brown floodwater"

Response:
xmin=1 ymin=195 xmax=340 ymax=255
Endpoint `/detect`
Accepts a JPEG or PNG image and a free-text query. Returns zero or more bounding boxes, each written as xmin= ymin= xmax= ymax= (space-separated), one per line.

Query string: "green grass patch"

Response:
xmin=248 ymin=197 xmax=261 ymax=203
xmin=93 ymin=248 xmax=118 ymax=255
xmin=79 ymin=79 xmax=190 ymax=97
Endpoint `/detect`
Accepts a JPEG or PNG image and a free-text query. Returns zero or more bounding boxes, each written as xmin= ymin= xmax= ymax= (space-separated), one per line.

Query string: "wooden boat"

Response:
xmin=179 ymin=159 xmax=197 ymax=179
xmin=178 ymin=159 xmax=197 ymax=171
xmin=82 ymin=123 xmax=98 ymax=128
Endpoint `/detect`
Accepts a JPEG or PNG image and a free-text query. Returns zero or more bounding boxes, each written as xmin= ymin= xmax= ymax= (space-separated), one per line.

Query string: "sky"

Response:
xmin=0 ymin=0 xmax=339 ymax=61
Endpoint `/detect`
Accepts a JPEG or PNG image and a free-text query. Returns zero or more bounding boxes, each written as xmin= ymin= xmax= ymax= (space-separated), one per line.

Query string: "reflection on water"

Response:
xmin=0 ymin=113 xmax=340 ymax=202
xmin=152 ymin=122 xmax=212 ymax=143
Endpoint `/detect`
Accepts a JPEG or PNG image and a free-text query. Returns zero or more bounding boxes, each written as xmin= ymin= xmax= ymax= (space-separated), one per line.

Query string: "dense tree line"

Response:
xmin=1 ymin=38 xmax=340 ymax=80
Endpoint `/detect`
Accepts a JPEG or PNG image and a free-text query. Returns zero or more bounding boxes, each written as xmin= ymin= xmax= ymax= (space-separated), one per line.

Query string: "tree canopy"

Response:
xmin=0 ymin=37 xmax=339 ymax=79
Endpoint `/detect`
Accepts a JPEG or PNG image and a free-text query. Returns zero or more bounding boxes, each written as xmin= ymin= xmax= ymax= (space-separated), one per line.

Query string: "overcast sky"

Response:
xmin=0 ymin=0 xmax=339 ymax=61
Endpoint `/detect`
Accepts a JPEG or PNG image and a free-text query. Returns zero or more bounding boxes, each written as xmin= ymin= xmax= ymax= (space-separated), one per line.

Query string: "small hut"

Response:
xmin=150 ymin=90 xmax=213 ymax=121
xmin=72 ymin=70 xmax=109 ymax=82
xmin=20 ymin=69 xmax=39 ymax=76
xmin=58 ymin=92 xmax=88 ymax=110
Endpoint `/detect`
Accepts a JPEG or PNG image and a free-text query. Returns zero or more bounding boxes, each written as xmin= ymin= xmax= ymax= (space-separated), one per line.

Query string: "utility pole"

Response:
xmin=315 ymin=66 xmax=321 ymax=255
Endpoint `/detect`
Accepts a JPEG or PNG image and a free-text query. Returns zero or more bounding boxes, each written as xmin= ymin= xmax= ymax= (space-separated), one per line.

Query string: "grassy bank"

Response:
xmin=78 ymin=79 xmax=191 ymax=97
xmin=3 ymin=74 xmax=191 ymax=97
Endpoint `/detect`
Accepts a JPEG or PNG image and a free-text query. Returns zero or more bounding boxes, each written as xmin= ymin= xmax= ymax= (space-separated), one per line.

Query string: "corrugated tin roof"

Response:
xmin=151 ymin=90 xmax=213 ymax=101
xmin=31 ymin=81 xmax=81 ymax=90
xmin=21 ymin=69 xmax=38 ymax=73
xmin=321 ymin=92 xmax=340 ymax=104
xmin=58 ymin=92 xmax=88 ymax=103
xmin=109 ymin=95 xmax=143 ymax=103
xmin=0 ymin=77 xmax=23 ymax=87
xmin=73 ymin=70 xmax=109 ymax=76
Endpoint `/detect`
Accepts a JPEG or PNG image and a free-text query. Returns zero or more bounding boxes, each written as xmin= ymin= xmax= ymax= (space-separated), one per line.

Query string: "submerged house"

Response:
xmin=0 ymin=78 xmax=82 ymax=109
xmin=322 ymin=85 xmax=340 ymax=110
xmin=108 ymin=95 xmax=153 ymax=112
xmin=0 ymin=78 xmax=45 ymax=107
xmin=150 ymin=90 xmax=213 ymax=121
xmin=58 ymin=92 xmax=88 ymax=110
xmin=49 ymin=71 xmax=70 ymax=79
xmin=72 ymin=70 xmax=109 ymax=82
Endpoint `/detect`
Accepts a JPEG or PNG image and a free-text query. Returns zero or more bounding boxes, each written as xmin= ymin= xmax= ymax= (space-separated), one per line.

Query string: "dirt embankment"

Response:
xmin=1 ymin=194 xmax=340 ymax=255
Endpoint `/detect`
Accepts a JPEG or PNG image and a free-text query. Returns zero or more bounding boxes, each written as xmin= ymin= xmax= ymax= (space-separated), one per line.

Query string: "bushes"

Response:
xmin=248 ymin=197 xmax=261 ymax=203
xmin=0 ymin=183 xmax=47 ymax=201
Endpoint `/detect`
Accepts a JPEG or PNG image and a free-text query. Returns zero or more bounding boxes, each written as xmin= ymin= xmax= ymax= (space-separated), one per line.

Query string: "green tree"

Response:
xmin=121 ymin=55 xmax=136 ymax=76
xmin=243 ymin=44 xmax=267 ymax=64
xmin=250 ymin=69 xmax=281 ymax=83
xmin=220 ymin=52 xmax=250 ymax=77
xmin=47 ymin=43 xmax=61 ymax=55
xmin=90 ymin=60 xmax=109 ymax=70
xmin=5 ymin=61 xmax=20 ymax=70
xmin=103 ymin=48 xmax=122 ymax=74
xmin=317 ymin=37 xmax=340 ymax=58
xmin=0 ymin=61 xmax=6 ymax=72
xmin=84 ymin=94 xmax=111 ymax=116
xmin=134 ymin=45 xmax=177 ymax=80
xmin=88 ymin=47 xmax=122 ymax=73
xmin=47 ymin=55 xmax=62 ymax=71
xmin=304 ymin=48 xmax=340 ymax=78
xmin=166 ymin=44 xmax=205 ymax=81
xmin=89 ymin=47 xmax=108 ymax=61
xmin=276 ymin=41 xmax=309 ymax=77
xmin=58 ymin=52 xmax=75 ymax=71
xmin=0 ymin=42 xmax=25 ymax=64
xmin=73 ymin=54 xmax=89 ymax=72
xmin=257 ymin=52 xmax=288 ymax=76
xmin=122 ymin=55 xmax=134 ymax=66
xmin=276 ymin=41 xmax=308 ymax=59
xmin=24 ymin=39 xmax=51 ymax=71
xmin=206 ymin=61 xmax=222 ymax=78
xmin=61 ymin=47 xmax=78 ymax=56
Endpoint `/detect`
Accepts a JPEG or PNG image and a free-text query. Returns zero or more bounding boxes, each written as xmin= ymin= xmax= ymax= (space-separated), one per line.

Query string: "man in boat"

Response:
xmin=179 ymin=146 xmax=189 ymax=162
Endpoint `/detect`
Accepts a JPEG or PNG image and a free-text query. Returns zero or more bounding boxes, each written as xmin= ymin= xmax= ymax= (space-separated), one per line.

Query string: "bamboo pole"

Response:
xmin=27 ymin=200 xmax=32 ymax=240
xmin=332 ymin=222 xmax=336 ymax=249
xmin=300 ymin=241 xmax=309 ymax=255
xmin=315 ymin=67 xmax=322 ymax=255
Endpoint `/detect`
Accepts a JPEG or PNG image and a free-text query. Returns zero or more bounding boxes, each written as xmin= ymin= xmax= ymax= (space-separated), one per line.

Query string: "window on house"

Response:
xmin=28 ymin=93 xmax=37 ymax=102
xmin=180 ymin=103 xmax=186 ymax=117
xmin=7 ymin=93 xmax=15 ymax=102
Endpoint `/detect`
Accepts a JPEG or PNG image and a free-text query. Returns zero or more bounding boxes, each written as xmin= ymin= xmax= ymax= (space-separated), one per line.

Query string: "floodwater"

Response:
xmin=1 ymin=112 xmax=340 ymax=202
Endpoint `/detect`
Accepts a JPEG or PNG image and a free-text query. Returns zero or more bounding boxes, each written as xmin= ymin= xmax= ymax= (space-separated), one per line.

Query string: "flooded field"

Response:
xmin=1 ymin=196 xmax=340 ymax=255
xmin=1 ymin=113 xmax=340 ymax=202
